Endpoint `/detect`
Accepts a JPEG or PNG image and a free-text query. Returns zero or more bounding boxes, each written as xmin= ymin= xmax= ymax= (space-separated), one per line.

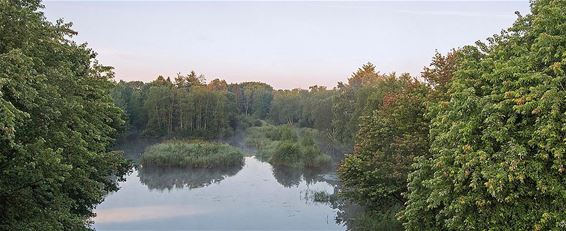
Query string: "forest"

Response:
xmin=0 ymin=0 xmax=564 ymax=230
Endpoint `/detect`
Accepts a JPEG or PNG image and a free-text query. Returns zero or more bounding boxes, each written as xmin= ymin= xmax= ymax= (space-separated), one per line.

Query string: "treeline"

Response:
xmin=113 ymin=63 xmax=414 ymax=148
xmin=0 ymin=1 xmax=130 ymax=230
xmin=112 ymin=74 xmax=273 ymax=139
xmin=339 ymin=1 xmax=565 ymax=230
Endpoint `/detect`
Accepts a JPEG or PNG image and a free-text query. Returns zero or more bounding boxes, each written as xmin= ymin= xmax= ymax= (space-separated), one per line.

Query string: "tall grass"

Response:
xmin=140 ymin=141 xmax=244 ymax=168
xmin=245 ymin=125 xmax=332 ymax=168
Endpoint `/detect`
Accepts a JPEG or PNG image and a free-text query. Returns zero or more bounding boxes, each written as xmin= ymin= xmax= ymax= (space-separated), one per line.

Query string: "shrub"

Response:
xmin=246 ymin=124 xmax=332 ymax=168
xmin=269 ymin=141 xmax=303 ymax=167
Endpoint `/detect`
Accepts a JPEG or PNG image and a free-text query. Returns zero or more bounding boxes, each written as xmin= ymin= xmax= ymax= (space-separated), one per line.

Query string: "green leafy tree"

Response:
xmin=338 ymin=75 xmax=430 ymax=208
xmin=229 ymin=82 xmax=273 ymax=119
xmin=401 ymin=1 xmax=566 ymax=230
xmin=0 ymin=1 xmax=130 ymax=229
xmin=331 ymin=62 xmax=384 ymax=145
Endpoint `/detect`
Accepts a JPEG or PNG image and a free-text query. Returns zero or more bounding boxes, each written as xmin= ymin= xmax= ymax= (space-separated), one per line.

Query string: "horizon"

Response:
xmin=43 ymin=1 xmax=530 ymax=89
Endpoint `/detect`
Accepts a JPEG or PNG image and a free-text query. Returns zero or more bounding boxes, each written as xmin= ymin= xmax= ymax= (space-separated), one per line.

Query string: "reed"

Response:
xmin=140 ymin=141 xmax=244 ymax=168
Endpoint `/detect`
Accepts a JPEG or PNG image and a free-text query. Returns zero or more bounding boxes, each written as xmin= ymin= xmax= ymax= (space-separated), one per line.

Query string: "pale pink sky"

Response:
xmin=44 ymin=1 xmax=530 ymax=89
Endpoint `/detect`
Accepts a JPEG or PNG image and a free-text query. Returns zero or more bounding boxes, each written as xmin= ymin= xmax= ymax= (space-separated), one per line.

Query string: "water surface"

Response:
xmin=94 ymin=156 xmax=346 ymax=230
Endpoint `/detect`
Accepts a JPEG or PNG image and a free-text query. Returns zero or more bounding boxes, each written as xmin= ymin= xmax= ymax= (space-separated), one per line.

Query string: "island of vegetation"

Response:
xmin=140 ymin=141 xmax=244 ymax=168
xmin=245 ymin=125 xmax=332 ymax=168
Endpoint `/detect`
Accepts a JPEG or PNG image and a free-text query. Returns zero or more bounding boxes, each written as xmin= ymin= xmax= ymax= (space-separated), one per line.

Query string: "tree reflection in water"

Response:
xmin=271 ymin=164 xmax=335 ymax=188
xmin=270 ymin=162 xmax=402 ymax=231
xmin=138 ymin=163 xmax=244 ymax=191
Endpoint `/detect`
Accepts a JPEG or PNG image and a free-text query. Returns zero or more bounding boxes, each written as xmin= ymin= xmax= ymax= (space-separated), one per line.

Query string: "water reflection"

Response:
xmin=271 ymin=165 xmax=334 ymax=188
xmin=95 ymin=156 xmax=345 ymax=230
xmin=138 ymin=163 xmax=244 ymax=191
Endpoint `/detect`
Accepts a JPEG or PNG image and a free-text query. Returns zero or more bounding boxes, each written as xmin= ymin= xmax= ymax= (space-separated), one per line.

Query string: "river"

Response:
xmin=93 ymin=140 xmax=352 ymax=230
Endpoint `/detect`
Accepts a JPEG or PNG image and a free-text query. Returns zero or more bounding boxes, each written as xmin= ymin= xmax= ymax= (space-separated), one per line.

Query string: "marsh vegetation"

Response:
xmin=245 ymin=125 xmax=333 ymax=168
xmin=140 ymin=141 xmax=244 ymax=168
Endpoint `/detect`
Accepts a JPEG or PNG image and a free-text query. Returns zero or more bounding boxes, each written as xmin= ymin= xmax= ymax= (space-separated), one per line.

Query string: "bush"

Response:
xmin=302 ymin=145 xmax=332 ymax=168
xmin=269 ymin=141 xmax=303 ymax=167
xmin=140 ymin=141 xmax=244 ymax=168
xmin=246 ymin=125 xmax=332 ymax=168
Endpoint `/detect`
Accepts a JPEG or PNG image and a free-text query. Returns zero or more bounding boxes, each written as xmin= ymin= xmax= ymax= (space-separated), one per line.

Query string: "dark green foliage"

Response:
xmin=401 ymin=1 xmax=566 ymax=230
xmin=112 ymin=78 xmax=277 ymax=140
xmin=269 ymin=86 xmax=336 ymax=132
xmin=0 ymin=1 xmax=130 ymax=229
xmin=270 ymin=142 xmax=304 ymax=168
xmin=111 ymin=80 xmax=147 ymax=134
xmin=269 ymin=89 xmax=308 ymax=125
xmin=228 ymin=81 xmax=274 ymax=119
xmin=113 ymin=74 xmax=239 ymax=139
xmin=350 ymin=208 xmax=403 ymax=231
xmin=140 ymin=141 xmax=244 ymax=168
xmin=338 ymin=75 xmax=430 ymax=209
xmin=331 ymin=63 xmax=385 ymax=145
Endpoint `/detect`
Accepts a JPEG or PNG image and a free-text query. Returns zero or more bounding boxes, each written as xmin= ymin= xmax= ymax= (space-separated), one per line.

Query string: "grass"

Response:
xmin=140 ymin=140 xmax=244 ymax=168
xmin=245 ymin=125 xmax=332 ymax=168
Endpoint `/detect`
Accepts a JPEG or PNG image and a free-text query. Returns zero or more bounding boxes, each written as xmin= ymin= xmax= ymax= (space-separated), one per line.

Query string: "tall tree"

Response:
xmin=331 ymin=62 xmax=384 ymax=145
xmin=401 ymin=1 xmax=566 ymax=229
xmin=0 ymin=1 xmax=130 ymax=229
xmin=338 ymin=74 xmax=429 ymax=209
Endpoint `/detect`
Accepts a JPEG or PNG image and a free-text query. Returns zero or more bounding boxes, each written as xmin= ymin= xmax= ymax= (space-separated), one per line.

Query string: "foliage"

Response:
xmin=228 ymin=81 xmax=274 ymax=119
xmin=112 ymin=78 xmax=276 ymax=139
xmin=268 ymin=85 xmax=336 ymax=133
xmin=350 ymin=207 xmax=403 ymax=231
xmin=245 ymin=125 xmax=332 ymax=168
xmin=140 ymin=141 xmax=244 ymax=168
xmin=112 ymin=74 xmax=239 ymax=139
xmin=0 ymin=1 xmax=130 ymax=230
xmin=401 ymin=0 xmax=566 ymax=230
xmin=270 ymin=141 xmax=304 ymax=168
xmin=331 ymin=63 xmax=385 ymax=145
xmin=338 ymin=74 xmax=430 ymax=209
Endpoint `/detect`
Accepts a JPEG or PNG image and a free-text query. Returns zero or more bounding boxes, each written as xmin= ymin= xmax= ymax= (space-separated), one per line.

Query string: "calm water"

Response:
xmin=94 ymin=155 xmax=347 ymax=230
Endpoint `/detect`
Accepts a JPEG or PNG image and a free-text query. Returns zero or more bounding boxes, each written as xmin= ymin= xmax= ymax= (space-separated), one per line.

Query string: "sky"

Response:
xmin=43 ymin=1 xmax=530 ymax=89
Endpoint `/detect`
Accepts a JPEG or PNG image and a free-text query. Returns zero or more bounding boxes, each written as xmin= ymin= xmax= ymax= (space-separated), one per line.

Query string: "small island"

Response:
xmin=246 ymin=125 xmax=332 ymax=168
xmin=140 ymin=141 xmax=244 ymax=168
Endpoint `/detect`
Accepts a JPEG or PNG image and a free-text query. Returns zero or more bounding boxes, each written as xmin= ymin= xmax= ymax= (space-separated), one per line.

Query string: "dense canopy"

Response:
xmin=401 ymin=0 xmax=566 ymax=229
xmin=0 ymin=0 xmax=130 ymax=230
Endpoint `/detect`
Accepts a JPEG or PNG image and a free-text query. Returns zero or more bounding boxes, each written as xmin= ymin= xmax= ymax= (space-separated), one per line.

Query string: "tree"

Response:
xmin=130 ymin=75 xmax=238 ymax=139
xmin=338 ymin=74 xmax=429 ymax=209
xmin=229 ymin=82 xmax=273 ymax=119
xmin=269 ymin=89 xmax=306 ymax=125
xmin=401 ymin=1 xmax=566 ymax=229
xmin=331 ymin=62 xmax=384 ymax=145
xmin=0 ymin=1 xmax=130 ymax=229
